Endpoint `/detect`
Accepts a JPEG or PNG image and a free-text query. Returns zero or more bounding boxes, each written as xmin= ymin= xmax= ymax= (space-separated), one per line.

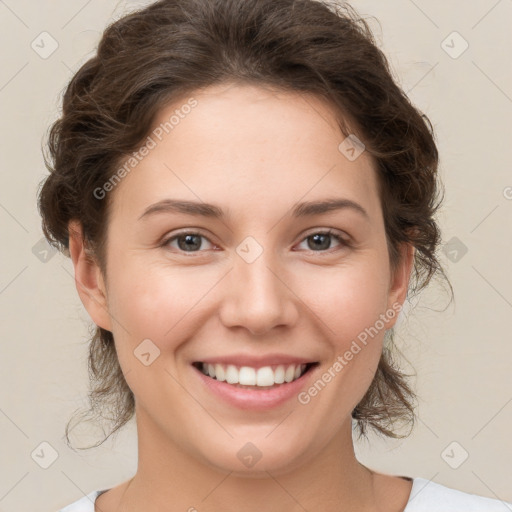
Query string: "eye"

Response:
xmin=162 ymin=231 xmax=216 ymax=254
xmin=161 ymin=228 xmax=350 ymax=256
xmin=296 ymin=229 xmax=350 ymax=253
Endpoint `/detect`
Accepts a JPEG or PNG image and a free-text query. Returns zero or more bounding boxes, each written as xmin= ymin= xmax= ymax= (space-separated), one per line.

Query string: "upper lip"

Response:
xmin=193 ymin=354 xmax=318 ymax=369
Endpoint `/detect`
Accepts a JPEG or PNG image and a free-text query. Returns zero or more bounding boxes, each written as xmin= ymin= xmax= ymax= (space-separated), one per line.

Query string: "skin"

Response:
xmin=69 ymin=83 xmax=415 ymax=511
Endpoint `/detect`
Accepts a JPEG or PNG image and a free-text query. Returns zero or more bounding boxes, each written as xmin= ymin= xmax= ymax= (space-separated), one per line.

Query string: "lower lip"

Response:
xmin=192 ymin=365 xmax=317 ymax=410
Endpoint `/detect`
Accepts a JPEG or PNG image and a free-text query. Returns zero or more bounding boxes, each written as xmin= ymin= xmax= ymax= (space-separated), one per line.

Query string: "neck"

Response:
xmin=118 ymin=407 xmax=378 ymax=512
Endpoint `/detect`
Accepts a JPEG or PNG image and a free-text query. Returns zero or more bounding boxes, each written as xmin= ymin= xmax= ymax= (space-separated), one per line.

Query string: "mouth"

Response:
xmin=192 ymin=361 xmax=319 ymax=390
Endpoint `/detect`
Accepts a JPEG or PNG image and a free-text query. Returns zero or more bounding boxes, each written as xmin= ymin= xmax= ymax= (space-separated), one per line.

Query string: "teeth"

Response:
xmin=215 ymin=364 xmax=225 ymax=382
xmin=239 ymin=366 xmax=256 ymax=385
xmin=274 ymin=365 xmax=285 ymax=384
xmin=225 ymin=364 xmax=238 ymax=384
xmin=256 ymin=366 xmax=274 ymax=386
xmin=201 ymin=363 xmax=309 ymax=387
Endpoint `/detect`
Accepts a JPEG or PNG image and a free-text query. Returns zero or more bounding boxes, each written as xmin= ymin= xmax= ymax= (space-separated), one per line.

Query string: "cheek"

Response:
xmin=304 ymin=265 xmax=391 ymax=413
xmin=309 ymin=258 xmax=391 ymax=346
xmin=104 ymin=264 xmax=205 ymax=399
xmin=106 ymin=261 xmax=214 ymax=351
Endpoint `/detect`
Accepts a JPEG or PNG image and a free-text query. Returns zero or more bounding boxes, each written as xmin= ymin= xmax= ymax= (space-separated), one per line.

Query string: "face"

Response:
xmin=71 ymin=83 xmax=413 ymax=476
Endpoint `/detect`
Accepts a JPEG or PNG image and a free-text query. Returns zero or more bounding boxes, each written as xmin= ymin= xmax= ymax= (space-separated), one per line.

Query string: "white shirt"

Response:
xmin=57 ymin=477 xmax=512 ymax=511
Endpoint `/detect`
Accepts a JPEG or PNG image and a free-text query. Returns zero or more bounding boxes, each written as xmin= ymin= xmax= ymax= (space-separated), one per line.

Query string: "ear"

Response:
xmin=68 ymin=220 xmax=112 ymax=331
xmin=385 ymin=241 xmax=415 ymax=328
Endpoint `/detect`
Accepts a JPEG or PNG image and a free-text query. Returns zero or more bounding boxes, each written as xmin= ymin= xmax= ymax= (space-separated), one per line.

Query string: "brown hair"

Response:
xmin=37 ymin=0 xmax=452 ymax=449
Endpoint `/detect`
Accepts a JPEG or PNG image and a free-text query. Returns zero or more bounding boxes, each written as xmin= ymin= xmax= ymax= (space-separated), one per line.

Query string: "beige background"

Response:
xmin=0 ymin=0 xmax=511 ymax=510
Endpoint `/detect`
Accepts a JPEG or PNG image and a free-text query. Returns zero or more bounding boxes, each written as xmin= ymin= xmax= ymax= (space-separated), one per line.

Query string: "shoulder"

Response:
xmin=404 ymin=477 xmax=512 ymax=512
xmin=57 ymin=489 xmax=107 ymax=512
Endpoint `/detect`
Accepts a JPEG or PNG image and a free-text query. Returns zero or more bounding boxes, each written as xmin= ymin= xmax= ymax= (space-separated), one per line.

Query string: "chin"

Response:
xmin=196 ymin=435 xmax=312 ymax=477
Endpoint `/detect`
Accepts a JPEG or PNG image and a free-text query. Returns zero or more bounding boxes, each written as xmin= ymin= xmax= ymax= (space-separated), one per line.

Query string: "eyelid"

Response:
xmin=300 ymin=227 xmax=350 ymax=242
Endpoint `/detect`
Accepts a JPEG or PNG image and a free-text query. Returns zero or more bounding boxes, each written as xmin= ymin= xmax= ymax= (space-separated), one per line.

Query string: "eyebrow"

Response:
xmin=138 ymin=197 xmax=369 ymax=221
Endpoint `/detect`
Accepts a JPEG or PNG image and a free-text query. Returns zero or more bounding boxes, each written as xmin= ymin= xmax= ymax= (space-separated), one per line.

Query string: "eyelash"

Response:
xmin=160 ymin=229 xmax=351 ymax=256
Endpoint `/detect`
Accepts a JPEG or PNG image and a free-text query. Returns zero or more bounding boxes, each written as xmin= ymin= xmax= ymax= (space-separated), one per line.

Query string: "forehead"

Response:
xmin=110 ymin=83 xmax=381 ymax=224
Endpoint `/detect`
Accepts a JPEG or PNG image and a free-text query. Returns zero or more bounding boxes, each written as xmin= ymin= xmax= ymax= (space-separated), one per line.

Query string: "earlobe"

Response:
xmin=68 ymin=220 xmax=112 ymax=332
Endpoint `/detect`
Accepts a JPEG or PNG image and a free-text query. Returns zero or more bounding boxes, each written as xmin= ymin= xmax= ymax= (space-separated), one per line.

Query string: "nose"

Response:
xmin=218 ymin=246 xmax=299 ymax=336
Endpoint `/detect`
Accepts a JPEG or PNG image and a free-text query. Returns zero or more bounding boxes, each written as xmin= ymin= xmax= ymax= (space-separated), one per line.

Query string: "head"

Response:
xmin=38 ymin=0 xmax=451 ymax=466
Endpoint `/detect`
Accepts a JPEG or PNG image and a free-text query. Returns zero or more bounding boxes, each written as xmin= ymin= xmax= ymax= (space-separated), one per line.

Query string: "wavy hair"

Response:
xmin=37 ymin=0 xmax=453 ymax=448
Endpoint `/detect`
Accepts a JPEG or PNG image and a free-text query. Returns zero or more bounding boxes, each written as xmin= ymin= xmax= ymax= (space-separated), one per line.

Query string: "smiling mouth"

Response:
xmin=192 ymin=361 xmax=318 ymax=389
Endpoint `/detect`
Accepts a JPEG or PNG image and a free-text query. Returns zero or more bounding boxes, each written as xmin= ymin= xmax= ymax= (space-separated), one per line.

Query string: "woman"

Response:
xmin=38 ymin=0 xmax=511 ymax=510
